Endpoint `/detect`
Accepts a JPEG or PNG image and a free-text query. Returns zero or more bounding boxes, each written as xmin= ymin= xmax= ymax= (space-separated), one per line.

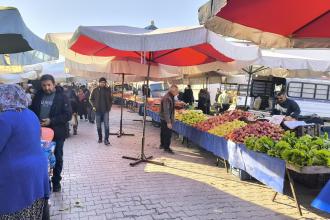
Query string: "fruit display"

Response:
xmin=245 ymin=131 xmax=330 ymax=167
xmin=176 ymin=110 xmax=207 ymax=126
xmin=208 ymin=120 xmax=247 ymax=137
xmin=227 ymin=121 xmax=284 ymax=143
xmin=194 ymin=110 xmax=253 ymax=131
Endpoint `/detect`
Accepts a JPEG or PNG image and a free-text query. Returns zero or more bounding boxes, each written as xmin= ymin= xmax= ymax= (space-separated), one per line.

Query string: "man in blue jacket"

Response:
xmin=31 ymin=74 xmax=72 ymax=192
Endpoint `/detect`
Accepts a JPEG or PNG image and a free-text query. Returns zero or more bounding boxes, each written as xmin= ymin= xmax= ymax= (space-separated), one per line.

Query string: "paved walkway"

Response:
xmin=50 ymin=106 xmax=330 ymax=220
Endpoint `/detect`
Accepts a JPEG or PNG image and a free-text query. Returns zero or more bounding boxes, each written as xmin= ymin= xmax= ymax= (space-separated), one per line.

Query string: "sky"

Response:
xmin=1 ymin=0 xmax=207 ymax=38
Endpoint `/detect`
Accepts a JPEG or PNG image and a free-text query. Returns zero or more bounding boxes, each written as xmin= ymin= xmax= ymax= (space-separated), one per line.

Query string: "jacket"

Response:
xmin=0 ymin=109 xmax=49 ymax=214
xmin=272 ymin=98 xmax=301 ymax=118
xmin=89 ymin=87 xmax=113 ymax=112
xmin=159 ymin=92 xmax=175 ymax=124
xmin=30 ymin=87 xmax=72 ymax=140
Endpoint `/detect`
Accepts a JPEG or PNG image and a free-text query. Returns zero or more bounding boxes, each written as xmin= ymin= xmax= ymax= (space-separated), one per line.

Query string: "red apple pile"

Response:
xmin=226 ymin=121 xmax=284 ymax=143
xmin=194 ymin=110 xmax=253 ymax=131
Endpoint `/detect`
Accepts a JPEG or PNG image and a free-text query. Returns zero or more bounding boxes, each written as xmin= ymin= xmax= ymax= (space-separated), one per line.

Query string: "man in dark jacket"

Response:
xmin=272 ymin=90 xmax=301 ymax=119
xmin=30 ymin=74 xmax=72 ymax=192
xmin=183 ymin=85 xmax=194 ymax=105
xmin=89 ymin=77 xmax=113 ymax=145
xmin=159 ymin=84 xmax=179 ymax=154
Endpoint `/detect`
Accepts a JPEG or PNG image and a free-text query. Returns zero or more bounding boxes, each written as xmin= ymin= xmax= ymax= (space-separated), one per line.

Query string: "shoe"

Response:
xmin=159 ymin=145 xmax=164 ymax=149
xmin=53 ymin=183 xmax=61 ymax=192
xmin=104 ymin=139 xmax=110 ymax=146
xmin=98 ymin=139 xmax=102 ymax=143
xmin=89 ymin=121 xmax=95 ymax=124
xmin=73 ymin=130 xmax=77 ymax=135
xmin=85 ymin=119 xmax=88 ymax=121
xmin=164 ymin=148 xmax=174 ymax=154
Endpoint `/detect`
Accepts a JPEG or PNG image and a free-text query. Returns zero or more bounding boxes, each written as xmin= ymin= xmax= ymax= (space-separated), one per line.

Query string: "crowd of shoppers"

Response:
xmin=0 ymin=76 xmax=114 ymax=219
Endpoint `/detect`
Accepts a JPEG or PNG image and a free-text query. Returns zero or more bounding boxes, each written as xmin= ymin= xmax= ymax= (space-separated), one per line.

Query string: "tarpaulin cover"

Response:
xmin=312 ymin=180 xmax=330 ymax=214
xmin=147 ymin=110 xmax=286 ymax=193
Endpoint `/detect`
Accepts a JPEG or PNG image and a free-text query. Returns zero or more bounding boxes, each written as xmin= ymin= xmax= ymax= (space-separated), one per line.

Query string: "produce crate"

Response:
xmin=230 ymin=166 xmax=252 ymax=181
xmin=286 ymin=163 xmax=330 ymax=189
xmin=295 ymin=124 xmax=321 ymax=137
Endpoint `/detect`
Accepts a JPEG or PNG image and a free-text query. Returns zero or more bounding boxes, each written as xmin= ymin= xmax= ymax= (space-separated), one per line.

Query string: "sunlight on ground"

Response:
xmin=145 ymin=157 xmax=325 ymax=219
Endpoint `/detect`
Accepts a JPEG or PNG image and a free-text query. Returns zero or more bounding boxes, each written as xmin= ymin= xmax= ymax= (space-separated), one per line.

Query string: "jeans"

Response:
xmin=52 ymin=139 xmax=65 ymax=185
xmin=95 ymin=112 xmax=110 ymax=140
xmin=160 ymin=120 xmax=172 ymax=150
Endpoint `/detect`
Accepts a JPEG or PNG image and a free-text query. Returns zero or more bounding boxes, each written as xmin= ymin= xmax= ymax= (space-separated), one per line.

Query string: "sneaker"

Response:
xmin=98 ymin=139 xmax=102 ymax=143
xmin=104 ymin=139 xmax=110 ymax=146
xmin=164 ymin=148 xmax=174 ymax=154
xmin=159 ymin=145 xmax=164 ymax=149
xmin=52 ymin=183 xmax=61 ymax=192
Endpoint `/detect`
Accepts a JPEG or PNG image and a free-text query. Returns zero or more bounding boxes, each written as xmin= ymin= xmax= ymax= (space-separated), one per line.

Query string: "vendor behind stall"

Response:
xmin=272 ymin=90 xmax=301 ymax=119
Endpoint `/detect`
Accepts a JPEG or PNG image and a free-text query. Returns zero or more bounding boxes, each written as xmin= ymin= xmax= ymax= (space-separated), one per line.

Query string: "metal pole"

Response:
xmin=122 ymin=52 xmax=164 ymax=167
xmin=110 ymin=73 xmax=134 ymax=137
xmin=120 ymin=73 xmax=124 ymax=134
xmin=141 ymin=55 xmax=152 ymax=156
xmin=244 ymin=66 xmax=253 ymax=108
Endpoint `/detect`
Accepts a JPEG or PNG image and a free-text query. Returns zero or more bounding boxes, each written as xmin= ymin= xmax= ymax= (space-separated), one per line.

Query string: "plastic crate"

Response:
xmin=230 ymin=166 xmax=252 ymax=181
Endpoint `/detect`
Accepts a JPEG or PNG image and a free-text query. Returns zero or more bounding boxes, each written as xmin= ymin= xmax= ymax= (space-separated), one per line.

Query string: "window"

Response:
xmin=288 ymin=82 xmax=330 ymax=100
xmin=288 ymin=82 xmax=302 ymax=98
xmin=302 ymin=83 xmax=315 ymax=98
xmin=315 ymin=85 xmax=328 ymax=100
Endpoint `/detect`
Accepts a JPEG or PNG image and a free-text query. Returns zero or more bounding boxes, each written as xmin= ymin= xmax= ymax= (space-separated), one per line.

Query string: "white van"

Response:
xmin=250 ymin=76 xmax=330 ymax=119
xmin=285 ymin=78 xmax=330 ymax=118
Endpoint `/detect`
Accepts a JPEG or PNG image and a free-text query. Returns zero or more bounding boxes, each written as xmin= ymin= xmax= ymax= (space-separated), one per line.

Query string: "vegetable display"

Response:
xmin=194 ymin=110 xmax=253 ymax=131
xmin=245 ymin=131 xmax=330 ymax=167
xmin=172 ymin=108 xmax=330 ymax=168
xmin=175 ymin=110 xmax=207 ymax=125
xmin=227 ymin=121 xmax=284 ymax=143
xmin=208 ymin=120 xmax=247 ymax=137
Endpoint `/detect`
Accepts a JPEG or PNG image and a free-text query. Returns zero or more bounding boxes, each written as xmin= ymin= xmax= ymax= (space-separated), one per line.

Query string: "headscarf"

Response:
xmin=0 ymin=84 xmax=29 ymax=112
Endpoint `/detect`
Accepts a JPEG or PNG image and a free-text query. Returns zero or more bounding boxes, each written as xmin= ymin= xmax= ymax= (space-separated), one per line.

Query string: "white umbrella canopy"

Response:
xmin=257 ymin=49 xmax=330 ymax=72
xmin=0 ymin=70 xmax=38 ymax=84
xmin=46 ymin=29 xmax=259 ymax=77
xmin=69 ymin=25 xmax=260 ymax=62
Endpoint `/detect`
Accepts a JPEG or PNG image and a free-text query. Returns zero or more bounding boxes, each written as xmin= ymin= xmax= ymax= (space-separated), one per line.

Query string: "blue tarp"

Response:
xmin=312 ymin=180 xmax=330 ymax=214
xmin=146 ymin=110 xmax=286 ymax=193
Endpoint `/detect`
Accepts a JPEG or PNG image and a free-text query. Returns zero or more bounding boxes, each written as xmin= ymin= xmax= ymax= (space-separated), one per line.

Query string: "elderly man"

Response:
xmin=159 ymin=84 xmax=179 ymax=154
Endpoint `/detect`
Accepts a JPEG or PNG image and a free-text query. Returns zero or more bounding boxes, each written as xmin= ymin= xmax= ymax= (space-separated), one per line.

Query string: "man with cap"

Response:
xmin=89 ymin=77 xmax=113 ymax=145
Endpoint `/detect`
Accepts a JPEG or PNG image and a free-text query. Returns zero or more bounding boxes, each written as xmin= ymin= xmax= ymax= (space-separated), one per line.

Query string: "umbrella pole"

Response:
xmin=123 ymin=53 xmax=164 ymax=167
xmin=244 ymin=66 xmax=253 ymax=109
xmin=110 ymin=73 xmax=135 ymax=138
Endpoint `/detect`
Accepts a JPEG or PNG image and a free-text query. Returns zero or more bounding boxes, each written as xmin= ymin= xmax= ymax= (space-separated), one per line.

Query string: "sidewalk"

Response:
xmin=50 ymin=106 xmax=329 ymax=220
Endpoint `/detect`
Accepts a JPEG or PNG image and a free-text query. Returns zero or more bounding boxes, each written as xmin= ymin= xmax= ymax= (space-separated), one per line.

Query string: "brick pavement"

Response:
xmin=50 ymin=106 xmax=330 ymax=220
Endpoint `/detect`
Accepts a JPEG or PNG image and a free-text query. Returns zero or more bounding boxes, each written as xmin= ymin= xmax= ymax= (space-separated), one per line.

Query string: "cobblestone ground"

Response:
xmin=50 ymin=106 xmax=330 ymax=220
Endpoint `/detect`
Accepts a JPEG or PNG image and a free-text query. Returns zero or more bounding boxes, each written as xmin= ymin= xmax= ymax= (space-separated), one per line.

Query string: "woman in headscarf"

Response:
xmin=0 ymin=84 xmax=50 ymax=219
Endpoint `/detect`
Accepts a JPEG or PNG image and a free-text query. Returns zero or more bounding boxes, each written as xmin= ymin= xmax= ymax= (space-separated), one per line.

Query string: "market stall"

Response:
xmin=55 ymin=24 xmax=259 ymax=167
xmin=146 ymin=108 xmax=330 ymax=215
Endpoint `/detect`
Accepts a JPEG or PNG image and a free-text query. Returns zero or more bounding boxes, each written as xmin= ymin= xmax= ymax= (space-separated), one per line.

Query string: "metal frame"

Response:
xmin=272 ymin=168 xmax=302 ymax=216
xmin=110 ymin=73 xmax=135 ymax=138
xmin=123 ymin=52 xmax=164 ymax=167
